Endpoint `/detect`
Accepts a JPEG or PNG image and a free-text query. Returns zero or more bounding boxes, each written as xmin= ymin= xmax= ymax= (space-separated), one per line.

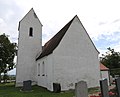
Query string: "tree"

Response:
xmin=100 ymin=47 xmax=120 ymax=76
xmin=100 ymin=47 xmax=120 ymax=69
xmin=0 ymin=33 xmax=17 ymax=83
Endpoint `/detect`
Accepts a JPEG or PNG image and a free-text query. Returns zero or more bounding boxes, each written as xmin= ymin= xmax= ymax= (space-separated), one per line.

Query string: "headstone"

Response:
xmin=100 ymin=79 xmax=109 ymax=97
xmin=115 ymin=77 xmax=120 ymax=97
xmin=53 ymin=83 xmax=61 ymax=93
xmin=22 ymin=80 xmax=32 ymax=91
xmin=75 ymin=81 xmax=88 ymax=97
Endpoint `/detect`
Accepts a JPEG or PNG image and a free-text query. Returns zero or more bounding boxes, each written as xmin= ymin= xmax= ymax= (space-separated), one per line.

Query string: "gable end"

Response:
xmin=36 ymin=16 xmax=76 ymax=60
xmin=75 ymin=16 xmax=99 ymax=54
xmin=18 ymin=8 xmax=42 ymax=31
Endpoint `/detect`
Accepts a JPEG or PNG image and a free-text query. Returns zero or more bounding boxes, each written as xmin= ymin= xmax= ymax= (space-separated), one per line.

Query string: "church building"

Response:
xmin=16 ymin=8 xmax=100 ymax=91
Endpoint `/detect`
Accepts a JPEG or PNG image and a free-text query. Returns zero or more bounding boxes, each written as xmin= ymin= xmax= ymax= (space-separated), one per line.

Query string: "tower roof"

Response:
xmin=18 ymin=8 xmax=42 ymax=31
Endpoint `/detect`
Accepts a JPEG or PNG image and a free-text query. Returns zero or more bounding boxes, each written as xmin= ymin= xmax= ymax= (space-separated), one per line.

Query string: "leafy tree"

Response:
xmin=100 ymin=47 xmax=120 ymax=69
xmin=100 ymin=47 xmax=120 ymax=76
xmin=0 ymin=33 xmax=17 ymax=83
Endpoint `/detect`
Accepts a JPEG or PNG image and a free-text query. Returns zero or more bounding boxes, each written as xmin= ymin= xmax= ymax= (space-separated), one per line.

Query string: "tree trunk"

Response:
xmin=0 ymin=73 xmax=1 ymax=83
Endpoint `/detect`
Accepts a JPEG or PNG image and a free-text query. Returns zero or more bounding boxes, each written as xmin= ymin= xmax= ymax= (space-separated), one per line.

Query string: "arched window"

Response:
xmin=42 ymin=61 xmax=45 ymax=76
xmin=29 ymin=27 xmax=33 ymax=37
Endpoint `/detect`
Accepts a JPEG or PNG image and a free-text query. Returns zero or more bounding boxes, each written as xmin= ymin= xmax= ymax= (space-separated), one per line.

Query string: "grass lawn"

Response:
xmin=88 ymin=87 xmax=100 ymax=94
xmin=0 ymin=83 xmax=74 ymax=97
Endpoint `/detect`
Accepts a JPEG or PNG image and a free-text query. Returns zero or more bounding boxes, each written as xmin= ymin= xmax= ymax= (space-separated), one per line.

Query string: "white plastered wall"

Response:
xmin=52 ymin=17 xmax=100 ymax=91
xmin=16 ymin=9 xmax=42 ymax=86
xmin=36 ymin=54 xmax=54 ymax=91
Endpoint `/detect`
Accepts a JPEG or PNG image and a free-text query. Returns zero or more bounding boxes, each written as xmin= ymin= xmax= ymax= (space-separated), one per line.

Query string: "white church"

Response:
xmin=16 ymin=8 xmax=100 ymax=91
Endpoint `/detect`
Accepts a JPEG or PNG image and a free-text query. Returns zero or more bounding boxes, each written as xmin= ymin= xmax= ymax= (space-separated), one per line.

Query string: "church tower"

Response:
xmin=16 ymin=8 xmax=42 ymax=86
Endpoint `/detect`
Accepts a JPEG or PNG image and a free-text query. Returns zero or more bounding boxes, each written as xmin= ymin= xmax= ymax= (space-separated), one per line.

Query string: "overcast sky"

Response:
xmin=1 ymin=0 xmax=120 ymax=74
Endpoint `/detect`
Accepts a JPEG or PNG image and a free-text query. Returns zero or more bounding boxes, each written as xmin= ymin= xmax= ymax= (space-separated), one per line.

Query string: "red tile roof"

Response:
xmin=100 ymin=63 xmax=109 ymax=71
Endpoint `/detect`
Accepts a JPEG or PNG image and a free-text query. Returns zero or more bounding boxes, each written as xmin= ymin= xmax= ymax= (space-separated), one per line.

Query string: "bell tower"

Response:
xmin=16 ymin=8 xmax=42 ymax=86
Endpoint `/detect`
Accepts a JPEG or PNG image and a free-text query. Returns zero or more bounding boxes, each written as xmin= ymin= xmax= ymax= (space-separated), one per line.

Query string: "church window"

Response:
xmin=29 ymin=27 xmax=33 ymax=37
xmin=42 ymin=61 xmax=45 ymax=76
xmin=38 ymin=63 xmax=40 ymax=76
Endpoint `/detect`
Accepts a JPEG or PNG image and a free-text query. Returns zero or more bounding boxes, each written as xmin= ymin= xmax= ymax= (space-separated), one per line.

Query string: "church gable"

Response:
xmin=36 ymin=16 xmax=75 ymax=60
xmin=53 ymin=16 xmax=99 ymax=56
xmin=52 ymin=16 xmax=100 ymax=89
xmin=36 ymin=15 xmax=98 ymax=60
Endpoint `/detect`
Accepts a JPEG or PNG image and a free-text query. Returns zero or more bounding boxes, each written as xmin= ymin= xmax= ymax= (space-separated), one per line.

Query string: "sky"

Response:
xmin=1 ymin=0 xmax=120 ymax=75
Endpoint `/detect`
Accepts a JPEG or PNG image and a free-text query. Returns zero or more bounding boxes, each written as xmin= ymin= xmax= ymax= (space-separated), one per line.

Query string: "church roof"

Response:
xmin=36 ymin=16 xmax=76 ymax=60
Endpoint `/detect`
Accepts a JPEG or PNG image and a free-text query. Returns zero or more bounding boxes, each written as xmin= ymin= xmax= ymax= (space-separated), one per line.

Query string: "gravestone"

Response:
xmin=115 ymin=77 xmax=120 ymax=97
xmin=53 ymin=83 xmax=61 ymax=93
xmin=100 ymin=79 xmax=109 ymax=97
xmin=22 ymin=80 xmax=32 ymax=91
xmin=75 ymin=81 xmax=88 ymax=97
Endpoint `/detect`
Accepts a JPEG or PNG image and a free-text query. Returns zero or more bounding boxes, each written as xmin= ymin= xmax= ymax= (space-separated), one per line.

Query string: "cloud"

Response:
xmin=93 ymin=31 xmax=120 ymax=55
xmin=0 ymin=18 xmax=7 ymax=34
xmin=112 ymin=19 xmax=120 ymax=23
xmin=0 ymin=0 xmax=23 ymax=43
xmin=1 ymin=0 xmax=120 ymax=52
xmin=99 ymin=22 xmax=107 ymax=26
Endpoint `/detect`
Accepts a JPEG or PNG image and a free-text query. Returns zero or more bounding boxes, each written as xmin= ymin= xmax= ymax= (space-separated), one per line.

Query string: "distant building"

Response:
xmin=16 ymin=8 xmax=100 ymax=91
xmin=100 ymin=63 xmax=110 ymax=84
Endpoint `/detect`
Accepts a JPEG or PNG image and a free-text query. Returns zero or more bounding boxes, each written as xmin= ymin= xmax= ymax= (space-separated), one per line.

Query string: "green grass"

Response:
xmin=0 ymin=83 xmax=74 ymax=97
xmin=88 ymin=87 xmax=100 ymax=94
xmin=0 ymin=82 xmax=100 ymax=97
